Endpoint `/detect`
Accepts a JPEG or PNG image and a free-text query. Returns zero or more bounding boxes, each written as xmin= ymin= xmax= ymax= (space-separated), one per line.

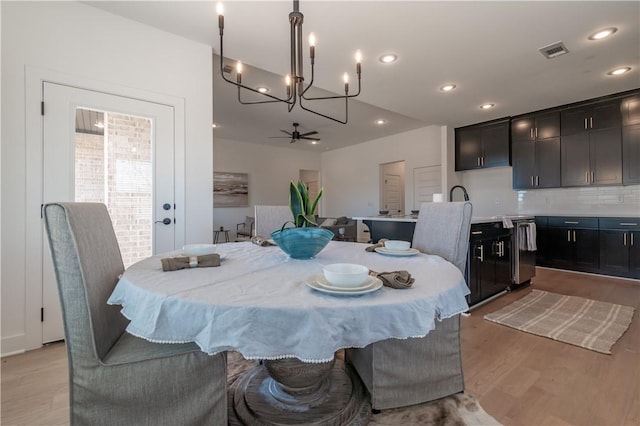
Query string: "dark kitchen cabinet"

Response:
xmin=455 ymin=119 xmax=510 ymax=171
xmin=623 ymin=123 xmax=640 ymax=185
xmin=544 ymin=217 xmax=599 ymax=273
xmin=512 ymin=112 xmax=561 ymax=189
xmin=466 ymin=223 xmax=511 ymax=306
xmin=621 ymin=95 xmax=640 ymax=126
xmin=599 ymin=219 xmax=640 ymax=279
xmin=560 ymin=99 xmax=623 ymax=187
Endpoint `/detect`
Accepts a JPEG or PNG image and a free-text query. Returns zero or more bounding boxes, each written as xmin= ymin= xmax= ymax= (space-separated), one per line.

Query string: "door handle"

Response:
xmin=155 ymin=218 xmax=172 ymax=225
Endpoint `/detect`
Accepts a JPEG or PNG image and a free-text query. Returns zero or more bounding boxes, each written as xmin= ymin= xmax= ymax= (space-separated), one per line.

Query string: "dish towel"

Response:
xmin=526 ymin=222 xmax=537 ymax=251
xmin=161 ymin=254 xmax=220 ymax=271
xmin=370 ymin=270 xmax=414 ymax=289
xmin=502 ymin=216 xmax=514 ymax=229
xmin=365 ymin=238 xmax=388 ymax=252
xmin=252 ymin=236 xmax=276 ymax=246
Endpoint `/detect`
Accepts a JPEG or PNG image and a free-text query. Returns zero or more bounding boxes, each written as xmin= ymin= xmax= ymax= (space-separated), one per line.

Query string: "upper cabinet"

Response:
xmin=622 ymin=95 xmax=640 ymax=185
xmin=455 ymin=118 xmax=510 ymax=171
xmin=511 ymin=111 xmax=561 ymax=189
xmin=560 ymin=98 xmax=622 ymax=187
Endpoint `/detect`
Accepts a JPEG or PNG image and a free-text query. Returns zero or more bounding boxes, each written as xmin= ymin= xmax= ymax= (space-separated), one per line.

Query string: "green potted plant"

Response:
xmin=271 ymin=181 xmax=334 ymax=259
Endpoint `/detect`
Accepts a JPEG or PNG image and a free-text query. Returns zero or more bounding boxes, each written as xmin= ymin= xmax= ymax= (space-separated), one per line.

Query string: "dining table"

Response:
xmin=108 ymin=240 xmax=470 ymax=425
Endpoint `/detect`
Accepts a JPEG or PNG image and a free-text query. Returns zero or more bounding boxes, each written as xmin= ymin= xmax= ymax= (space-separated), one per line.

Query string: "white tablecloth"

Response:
xmin=108 ymin=241 xmax=470 ymax=363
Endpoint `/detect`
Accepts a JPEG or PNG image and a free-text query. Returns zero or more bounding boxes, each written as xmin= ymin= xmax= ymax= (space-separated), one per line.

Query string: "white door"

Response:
xmin=41 ymin=82 xmax=176 ymax=343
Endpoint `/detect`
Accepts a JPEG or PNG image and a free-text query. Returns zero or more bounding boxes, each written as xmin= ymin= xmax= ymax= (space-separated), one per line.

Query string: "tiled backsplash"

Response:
xmin=517 ymin=185 xmax=640 ymax=217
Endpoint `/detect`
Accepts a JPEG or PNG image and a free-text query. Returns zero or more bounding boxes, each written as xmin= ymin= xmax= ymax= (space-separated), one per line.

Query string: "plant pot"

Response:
xmin=271 ymin=227 xmax=334 ymax=259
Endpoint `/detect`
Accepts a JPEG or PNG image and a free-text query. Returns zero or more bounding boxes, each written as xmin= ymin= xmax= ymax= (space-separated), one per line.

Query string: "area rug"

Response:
xmin=227 ymin=351 xmax=501 ymax=425
xmin=484 ymin=289 xmax=635 ymax=354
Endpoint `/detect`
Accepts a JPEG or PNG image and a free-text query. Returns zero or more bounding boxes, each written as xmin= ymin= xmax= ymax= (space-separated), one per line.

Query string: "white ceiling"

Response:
xmin=87 ymin=1 xmax=640 ymax=151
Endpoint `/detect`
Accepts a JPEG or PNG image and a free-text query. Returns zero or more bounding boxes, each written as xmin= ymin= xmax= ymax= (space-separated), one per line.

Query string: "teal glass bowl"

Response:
xmin=271 ymin=227 xmax=334 ymax=259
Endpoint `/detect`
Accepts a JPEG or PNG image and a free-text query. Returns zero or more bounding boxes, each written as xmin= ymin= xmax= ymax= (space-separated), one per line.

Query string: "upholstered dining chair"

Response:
xmin=254 ymin=205 xmax=292 ymax=237
xmin=43 ymin=202 xmax=227 ymax=425
xmin=346 ymin=201 xmax=473 ymax=410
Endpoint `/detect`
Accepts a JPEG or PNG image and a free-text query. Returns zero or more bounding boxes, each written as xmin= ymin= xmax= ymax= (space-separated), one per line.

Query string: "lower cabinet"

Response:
xmin=599 ymin=219 xmax=640 ymax=279
xmin=537 ymin=216 xmax=639 ymax=279
xmin=467 ymin=224 xmax=511 ymax=306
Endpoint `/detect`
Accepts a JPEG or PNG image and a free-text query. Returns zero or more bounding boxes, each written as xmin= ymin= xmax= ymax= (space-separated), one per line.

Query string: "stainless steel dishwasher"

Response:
xmin=512 ymin=218 xmax=536 ymax=286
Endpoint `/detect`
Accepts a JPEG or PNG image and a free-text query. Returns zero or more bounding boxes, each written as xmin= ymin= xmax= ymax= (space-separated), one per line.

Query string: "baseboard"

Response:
xmin=1 ymin=334 xmax=26 ymax=357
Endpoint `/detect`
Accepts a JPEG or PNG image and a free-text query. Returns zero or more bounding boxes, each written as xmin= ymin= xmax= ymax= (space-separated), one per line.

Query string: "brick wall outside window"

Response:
xmin=75 ymin=111 xmax=152 ymax=267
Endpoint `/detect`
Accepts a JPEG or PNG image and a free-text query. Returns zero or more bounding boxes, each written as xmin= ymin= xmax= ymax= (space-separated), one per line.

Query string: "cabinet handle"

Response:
xmin=477 ymin=157 xmax=480 ymax=166
xmin=573 ymin=230 xmax=576 ymax=242
xmin=500 ymin=241 xmax=505 ymax=257
xmin=471 ymin=231 xmax=483 ymax=235
xmin=536 ymin=176 xmax=539 ymax=186
xmin=624 ymin=232 xmax=627 ymax=246
xmin=584 ymin=118 xmax=588 ymax=130
xmin=481 ymin=156 xmax=484 ymax=166
xmin=531 ymin=176 xmax=534 ymax=186
xmin=535 ymin=127 xmax=538 ymax=138
xmin=619 ymin=223 xmax=638 ymax=226
xmin=478 ymin=245 xmax=484 ymax=262
xmin=530 ymin=128 xmax=534 ymax=139
xmin=632 ymin=233 xmax=635 ymax=246
xmin=567 ymin=230 xmax=571 ymax=242
xmin=591 ymin=171 xmax=594 ymax=182
xmin=564 ymin=221 xmax=579 ymax=224
xmin=590 ymin=117 xmax=593 ymax=129
xmin=585 ymin=171 xmax=589 ymax=183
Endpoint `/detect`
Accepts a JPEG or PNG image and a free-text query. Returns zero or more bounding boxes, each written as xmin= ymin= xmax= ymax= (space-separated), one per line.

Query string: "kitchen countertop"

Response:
xmin=352 ymin=215 xmax=535 ymax=224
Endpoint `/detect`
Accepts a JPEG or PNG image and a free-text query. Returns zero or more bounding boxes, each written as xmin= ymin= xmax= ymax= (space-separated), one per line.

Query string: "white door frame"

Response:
xmin=24 ymin=66 xmax=186 ymax=351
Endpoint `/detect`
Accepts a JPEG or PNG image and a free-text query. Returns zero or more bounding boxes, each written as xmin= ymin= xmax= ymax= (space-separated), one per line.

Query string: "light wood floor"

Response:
xmin=2 ymin=268 xmax=638 ymax=425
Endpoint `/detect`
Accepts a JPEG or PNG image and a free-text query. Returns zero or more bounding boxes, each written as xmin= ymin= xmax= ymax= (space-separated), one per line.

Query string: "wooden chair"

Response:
xmin=346 ymin=201 xmax=473 ymax=410
xmin=254 ymin=205 xmax=292 ymax=238
xmin=43 ymin=202 xmax=227 ymax=425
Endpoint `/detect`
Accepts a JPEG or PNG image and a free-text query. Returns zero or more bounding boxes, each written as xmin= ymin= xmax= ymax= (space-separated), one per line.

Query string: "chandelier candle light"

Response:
xmin=216 ymin=0 xmax=362 ymax=124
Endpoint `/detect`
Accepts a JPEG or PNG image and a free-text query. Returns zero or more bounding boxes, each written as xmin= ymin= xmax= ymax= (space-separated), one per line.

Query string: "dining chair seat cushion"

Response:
xmin=44 ymin=202 xmax=227 ymax=426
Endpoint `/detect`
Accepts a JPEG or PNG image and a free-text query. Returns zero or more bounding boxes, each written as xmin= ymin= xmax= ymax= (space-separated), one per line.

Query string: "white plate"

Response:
xmin=315 ymin=275 xmax=376 ymax=291
xmin=183 ymin=244 xmax=217 ymax=256
xmin=374 ymin=247 xmax=420 ymax=256
xmin=305 ymin=276 xmax=382 ymax=296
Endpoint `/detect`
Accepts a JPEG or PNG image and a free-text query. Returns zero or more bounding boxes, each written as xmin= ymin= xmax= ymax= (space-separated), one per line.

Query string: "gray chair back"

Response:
xmin=412 ymin=201 xmax=473 ymax=274
xmin=44 ymin=202 xmax=129 ymax=362
xmin=254 ymin=205 xmax=292 ymax=237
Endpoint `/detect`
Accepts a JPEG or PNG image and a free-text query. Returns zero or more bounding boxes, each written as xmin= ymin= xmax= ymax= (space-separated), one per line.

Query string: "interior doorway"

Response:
xmin=380 ymin=161 xmax=406 ymax=215
xmin=299 ymin=169 xmax=320 ymax=215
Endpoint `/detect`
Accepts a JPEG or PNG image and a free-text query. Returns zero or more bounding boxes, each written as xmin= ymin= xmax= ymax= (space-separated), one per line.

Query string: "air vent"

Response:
xmin=223 ymin=64 xmax=233 ymax=74
xmin=539 ymin=41 xmax=569 ymax=59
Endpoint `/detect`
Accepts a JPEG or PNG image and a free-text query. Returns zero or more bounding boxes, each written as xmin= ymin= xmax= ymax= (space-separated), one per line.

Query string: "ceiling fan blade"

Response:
xmin=289 ymin=138 xmax=296 ymax=143
xmin=267 ymin=136 xmax=293 ymax=139
xmin=300 ymin=136 xmax=320 ymax=141
xmin=299 ymin=130 xmax=318 ymax=137
xmin=280 ymin=130 xmax=292 ymax=136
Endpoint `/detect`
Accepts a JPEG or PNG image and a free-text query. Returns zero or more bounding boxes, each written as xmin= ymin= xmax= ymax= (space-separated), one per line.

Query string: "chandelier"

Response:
xmin=216 ymin=0 xmax=362 ymax=124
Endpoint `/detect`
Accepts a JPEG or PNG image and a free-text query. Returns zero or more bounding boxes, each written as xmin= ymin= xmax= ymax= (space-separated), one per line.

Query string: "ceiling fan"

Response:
xmin=269 ymin=123 xmax=320 ymax=144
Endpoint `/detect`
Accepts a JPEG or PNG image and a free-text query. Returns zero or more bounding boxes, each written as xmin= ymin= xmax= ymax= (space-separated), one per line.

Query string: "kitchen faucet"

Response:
xmin=449 ymin=185 xmax=470 ymax=201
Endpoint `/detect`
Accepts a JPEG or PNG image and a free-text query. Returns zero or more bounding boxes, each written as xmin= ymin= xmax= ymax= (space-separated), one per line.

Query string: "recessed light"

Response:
xmin=479 ymin=103 xmax=495 ymax=110
xmin=588 ymin=27 xmax=617 ymax=40
xmin=256 ymin=86 xmax=270 ymax=93
xmin=379 ymin=54 xmax=398 ymax=64
xmin=607 ymin=67 xmax=631 ymax=76
xmin=375 ymin=119 xmax=387 ymax=125
xmin=440 ymin=84 xmax=456 ymax=92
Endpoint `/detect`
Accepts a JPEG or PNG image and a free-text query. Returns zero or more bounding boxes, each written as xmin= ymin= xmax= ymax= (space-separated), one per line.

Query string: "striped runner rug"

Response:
xmin=484 ymin=289 xmax=635 ymax=354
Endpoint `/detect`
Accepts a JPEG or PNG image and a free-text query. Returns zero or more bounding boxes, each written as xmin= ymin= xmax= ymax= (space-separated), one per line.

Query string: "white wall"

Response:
xmin=320 ymin=126 xmax=443 ymax=217
xmin=1 ymin=1 xmax=214 ymax=354
xmin=212 ymin=138 xmax=321 ymax=238
xmin=461 ymin=167 xmax=640 ymax=217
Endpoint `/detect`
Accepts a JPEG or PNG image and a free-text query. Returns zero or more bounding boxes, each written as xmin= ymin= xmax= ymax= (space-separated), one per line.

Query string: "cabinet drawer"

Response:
xmin=535 ymin=216 xmax=548 ymax=227
xmin=599 ymin=218 xmax=640 ymax=230
xmin=547 ymin=217 xmax=598 ymax=229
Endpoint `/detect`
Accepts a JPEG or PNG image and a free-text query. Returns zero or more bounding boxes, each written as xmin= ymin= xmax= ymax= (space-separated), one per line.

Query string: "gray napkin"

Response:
xmin=370 ymin=270 xmax=414 ymax=289
xmin=161 ymin=254 xmax=220 ymax=271
xmin=252 ymin=236 xmax=276 ymax=246
xmin=365 ymin=238 xmax=388 ymax=252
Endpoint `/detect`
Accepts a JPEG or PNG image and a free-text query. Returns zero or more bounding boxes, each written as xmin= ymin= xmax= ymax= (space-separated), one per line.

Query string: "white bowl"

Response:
xmin=323 ymin=263 xmax=370 ymax=288
xmin=182 ymin=244 xmax=217 ymax=256
xmin=384 ymin=240 xmax=411 ymax=251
